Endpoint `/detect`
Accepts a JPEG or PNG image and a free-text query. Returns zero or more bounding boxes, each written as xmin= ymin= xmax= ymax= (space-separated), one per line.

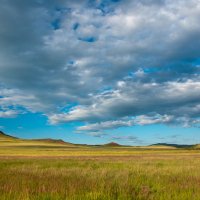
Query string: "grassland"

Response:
xmin=1 ymin=132 xmax=200 ymax=200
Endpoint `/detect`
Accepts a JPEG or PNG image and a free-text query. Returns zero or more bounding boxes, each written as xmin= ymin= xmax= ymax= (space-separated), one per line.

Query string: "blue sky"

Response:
xmin=0 ymin=0 xmax=200 ymax=145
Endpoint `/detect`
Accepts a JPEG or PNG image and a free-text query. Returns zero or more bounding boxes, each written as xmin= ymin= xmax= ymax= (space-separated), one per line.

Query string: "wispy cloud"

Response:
xmin=110 ymin=135 xmax=143 ymax=144
xmin=0 ymin=110 xmax=18 ymax=118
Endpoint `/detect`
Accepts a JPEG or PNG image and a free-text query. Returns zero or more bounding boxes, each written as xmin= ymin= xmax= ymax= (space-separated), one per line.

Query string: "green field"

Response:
xmin=1 ymin=132 xmax=200 ymax=200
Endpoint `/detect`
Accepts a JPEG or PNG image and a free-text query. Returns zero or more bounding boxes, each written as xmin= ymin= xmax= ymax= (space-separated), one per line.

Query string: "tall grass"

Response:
xmin=0 ymin=154 xmax=200 ymax=200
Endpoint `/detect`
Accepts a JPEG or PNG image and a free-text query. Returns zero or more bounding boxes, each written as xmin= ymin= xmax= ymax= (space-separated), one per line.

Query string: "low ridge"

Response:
xmin=150 ymin=143 xmax=194 ymax=148
xmin=104 ymin=142 xmax=121 ymax=147
xmin=31 ymin=138 xmax=73 ymax=145
xmin=0 ymin=131 xmax=199 ymax=148
xmin=0 ymin=131 xmax=17 ymax=139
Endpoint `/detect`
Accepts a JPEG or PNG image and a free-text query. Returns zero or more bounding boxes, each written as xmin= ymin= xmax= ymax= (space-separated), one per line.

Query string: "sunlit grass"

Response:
xmin=1 ymin=136 xmax=200 ymax=199
xmin=1 ymin=155 xmax=200 ymax=200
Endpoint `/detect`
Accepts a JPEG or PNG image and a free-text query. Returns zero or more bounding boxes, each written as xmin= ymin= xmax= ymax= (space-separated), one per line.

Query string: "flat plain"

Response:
xmin=1 ymin=132 xmax=200 ymax=200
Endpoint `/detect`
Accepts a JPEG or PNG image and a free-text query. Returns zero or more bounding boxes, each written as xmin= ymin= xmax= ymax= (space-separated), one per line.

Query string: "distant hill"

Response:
xmin=31 ymin=138 xmax=73 ymax=145
xmin=1 ymin=131 xmax=200 ymax=149
xmin=104 ymin=142 xmax=121 ymax=147
xmin=0 ymin=131 xmax=18 ymax=140
xmin=191 ymin=144 xmax=200 ymax=149
xmin=149 ymin=143 xmax=194 ymax=149
xmin=0 ymin=130 xmax=75 ymax=147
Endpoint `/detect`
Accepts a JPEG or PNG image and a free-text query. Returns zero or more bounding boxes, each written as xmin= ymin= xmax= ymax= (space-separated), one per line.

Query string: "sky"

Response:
xmin=0 ymin=0 xmax=200 ymax=145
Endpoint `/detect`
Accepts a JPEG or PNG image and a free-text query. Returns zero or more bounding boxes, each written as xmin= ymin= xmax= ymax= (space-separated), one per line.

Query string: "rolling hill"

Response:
xmin=148 ymin=143 xmax=194 ymax=149
xmin=104 ymin=142 xmax=121 ymax=147
xmin=0 ymin=130 xmax=199 ymax=149
xmin=0 ymin=131 xmax=76 ymax=147
xmin=0 ymin=131 xmax=16 ymax=138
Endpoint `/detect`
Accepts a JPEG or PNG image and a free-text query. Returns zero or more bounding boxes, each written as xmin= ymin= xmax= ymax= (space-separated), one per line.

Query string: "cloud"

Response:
xmin=77 ymin=120 xmax=134 ymax=132
xmin=49 ymin=79 xmax=200 ymax=130
xmin=76 ymin=114 xmax=172 ymax=132
xmin=0 ymin=110 xmax=18 ymax=118
xmin=110 ymin=135 xmax=143 ymax=144
xmin=0 ymin=88 xmax=51 ymax=113
xmin=0 ymin=0 xmax=200 ymax=132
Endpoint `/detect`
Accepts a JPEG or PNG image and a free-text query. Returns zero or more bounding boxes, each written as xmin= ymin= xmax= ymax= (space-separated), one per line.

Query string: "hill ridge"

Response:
xmin=150 ymin=143 xmax=194 ymax=148
xmin=0 ymin=131 xmax=18 ymax=139
xmin=104 ymin=142 xmax=121 ymax=147
xmin=1 ymin=131 xmax=200 ymax=149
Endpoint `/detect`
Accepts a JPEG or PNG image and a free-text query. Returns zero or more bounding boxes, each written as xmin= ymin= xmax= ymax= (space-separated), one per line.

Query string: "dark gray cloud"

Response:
xmin=0 ymin=0 xmax=200 ymax=132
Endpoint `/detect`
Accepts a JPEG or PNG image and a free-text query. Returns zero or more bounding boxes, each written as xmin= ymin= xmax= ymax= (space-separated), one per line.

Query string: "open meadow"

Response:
xmin=1 ymin=132 xmax=200 ymax=200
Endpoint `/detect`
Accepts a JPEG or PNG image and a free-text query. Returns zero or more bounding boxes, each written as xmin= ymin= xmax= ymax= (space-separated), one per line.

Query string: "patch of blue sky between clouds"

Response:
xmin=73 ymin=22 xmax=80 ymax=31
xmin=51 ymin=18 xmax=61 ymax=30
xmin=88 ymin=0 xmax=120 ymax=15
xmin=78 ymin=36 xmax=97 ymax=43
